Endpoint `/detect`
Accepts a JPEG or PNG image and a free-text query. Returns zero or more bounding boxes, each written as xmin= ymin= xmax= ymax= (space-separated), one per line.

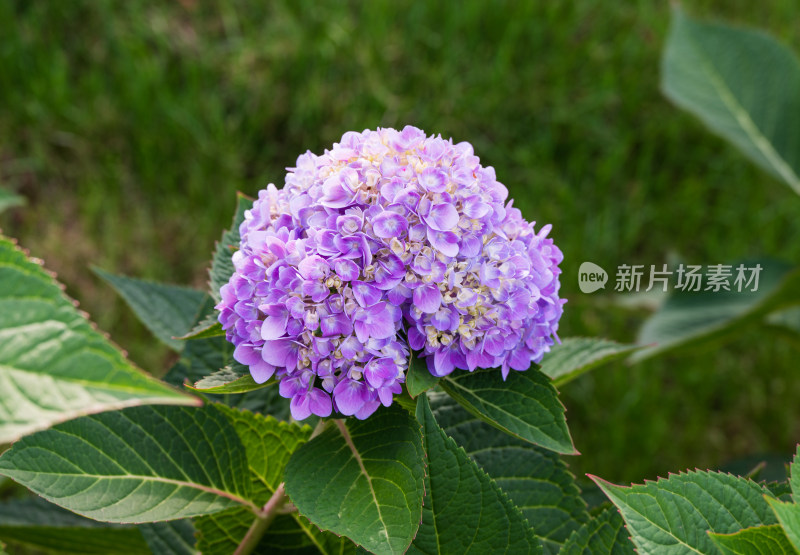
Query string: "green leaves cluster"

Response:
xmin=4 ymin=9 xmax=800 ymax=549
xmin=595 ymin=446 xmax=800 ymax=554
xmin=0 ymin=204 xmax=642 ymax=554
xmin=583 ymin=9 xmax=800 ymax=555
xmin=631 ymin=6 xmax=800 ymax=361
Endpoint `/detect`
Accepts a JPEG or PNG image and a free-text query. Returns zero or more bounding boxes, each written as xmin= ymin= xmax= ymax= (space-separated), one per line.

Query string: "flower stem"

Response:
xmin=309 ymin=417 xmax=329 ymax=439
xmin=232 ymin=420 xmax=328 ymax=555
xmin=233 ymin=483 xmax=289 ymax=555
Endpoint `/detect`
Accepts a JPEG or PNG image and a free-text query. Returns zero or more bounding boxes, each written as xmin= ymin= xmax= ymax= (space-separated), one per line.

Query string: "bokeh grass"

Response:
xmin=1 ymin=0 xmax=799 ymax=484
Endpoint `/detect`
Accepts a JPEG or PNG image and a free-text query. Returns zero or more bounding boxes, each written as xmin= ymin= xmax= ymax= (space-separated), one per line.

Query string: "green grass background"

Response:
xmin=1 ymin=0 xmax=799 ymax=485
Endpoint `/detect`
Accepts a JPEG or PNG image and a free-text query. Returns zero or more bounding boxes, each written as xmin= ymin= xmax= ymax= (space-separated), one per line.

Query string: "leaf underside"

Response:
xmin=190 ymin=363 xmax=270 ymax=394
xmin=0 ymin=235 xmax=195 ymax=445
xmin=662 ymin=6 xmax=800 ymax=194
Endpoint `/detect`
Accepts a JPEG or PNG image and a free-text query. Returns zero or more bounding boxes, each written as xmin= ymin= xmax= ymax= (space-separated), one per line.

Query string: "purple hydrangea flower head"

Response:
xmin=217 ymin=126 xmax=564 ymax=420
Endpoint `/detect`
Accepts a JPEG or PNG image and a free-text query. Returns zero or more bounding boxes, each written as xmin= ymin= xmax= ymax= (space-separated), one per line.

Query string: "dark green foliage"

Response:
xmin=0 ymin=497 xmax=150 ymax=554
xmin=441 ymin=368 xmax=575 ymax=454
xmin=430 ymin=393 xmax=587 ymax=553
xmin=3 ymin=0 xmax=800 ymax=484
xmin=409 ymin=395 xmax=541 ymax=554
xmin=284 ymin=406 xmax=425 ymax=555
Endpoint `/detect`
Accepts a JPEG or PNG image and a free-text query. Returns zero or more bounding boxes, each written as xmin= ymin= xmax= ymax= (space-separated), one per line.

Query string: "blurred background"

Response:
xmin=1 ymin=0 xmax=799 ymax=485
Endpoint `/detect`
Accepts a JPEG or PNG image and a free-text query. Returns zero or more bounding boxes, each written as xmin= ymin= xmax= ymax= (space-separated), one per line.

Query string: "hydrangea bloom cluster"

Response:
xmin=217 ymin=126 xmax=564 ymax=420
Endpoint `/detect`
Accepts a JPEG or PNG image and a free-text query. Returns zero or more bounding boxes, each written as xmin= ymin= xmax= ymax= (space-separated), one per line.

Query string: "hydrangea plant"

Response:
xmin=0 ymin=121 xmax=631 ymax=554
xmin=2 ymin=10 xmax=800 ymax=549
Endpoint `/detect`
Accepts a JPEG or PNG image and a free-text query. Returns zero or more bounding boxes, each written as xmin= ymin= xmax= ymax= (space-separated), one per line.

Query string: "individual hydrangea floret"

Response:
xmin=217 ymin=126 xmax=565 ymax=420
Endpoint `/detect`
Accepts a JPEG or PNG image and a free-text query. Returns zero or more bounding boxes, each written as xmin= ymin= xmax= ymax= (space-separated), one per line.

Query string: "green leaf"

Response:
xmin=539 ymin=337 xmax=640 ymax=387
xmin=0 ymin=235 xmax=196 ymax=444
xmin=209 ymin=193 xmax=253 ymax=303
xmin=662 ymin=6 xmax=800 ymax=194
xmin=200 ymin=509 xmax=355 ymax=555
xmin=167 ymin=337 xmax=291 ymax=418
xmin=633 ymin=261 xmax=800 ymax=362
xmin=409 ymin=394 xmax=541 ymax=554
xmin=284 ymin=405 xmax=425 ymax=555
xmin=0 ymin=404 xmax=256 ymax=523
xmin=161 ymin=300 xmax=237 ymax=388
xmin=790 ymin=445 xmax=800 ymax=499
xmin=765 ymin=481 xmax=794 ymax=502
xmin=405 ymin=351 xmax=439 ymax=398
xmin=765 ymin=306 xmax=800 ymax=336
xmin=178 ymin=313 xmax=225 ymax=340
xmin=229 ymin=386 xmax=292 ymax=420
xmin=766 ymin=498 xmax=800 ymax=552
xmin=189 ymin=364 xmax=270 ymax=394
xmin=94 ymin=267 xmax=208 ymax=352
xmin=162 ymin=286 xmax=292 ymax=416
xmin=196 ymin=509 xmax=266 ymax=555
xmin=197 ymin=508 xmax=346 ymax=555
xmin=0 ymin=189 xmax=25 ymax=214
xmin=197 ymin=406 xmax=354 ymax=555
xmin=429 ymin=392 xmax=587 ymax=553
xmin=0 ymin=497 xmax=150 ymax=554
xmin=216 ymin=405 xmax=311 ymax=500
xmin=765 ymin=445 xmax=800 ymax=550
xmin=392 ymin=391 xmax=418 ymax=414
xmin=592 ymin=471 xmax=779 ymax=554
xmin=165 ymin=335 xmax=233 ymax=387
xmin=560 ymin=507 xmax=635 ymax=555
xmin=440 ymin=368 xmax=576 ymax=454
xmin=139 ymin=521 xmax=198 ymax=555
xmin=710 ymin=524 xmax=797 ymax=555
